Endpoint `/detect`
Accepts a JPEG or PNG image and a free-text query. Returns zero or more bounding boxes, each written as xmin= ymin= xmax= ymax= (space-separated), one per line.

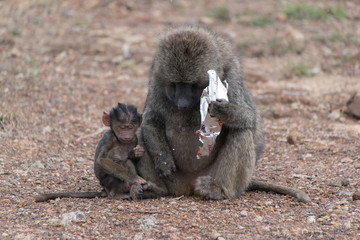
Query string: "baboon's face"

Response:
xmin=165 ymin=82 xmax=205 ymax=109
xmin=102 ymin=105 xmax=141 ymax=144
xmin=154 ymin=31 xmax=219 ymax=109
xmin=111 ymin=117 xmax=138 ymax=143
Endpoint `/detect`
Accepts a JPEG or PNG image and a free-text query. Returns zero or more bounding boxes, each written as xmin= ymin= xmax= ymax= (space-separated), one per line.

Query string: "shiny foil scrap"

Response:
xmin=197 ymin=70 xmax=228 ymax=159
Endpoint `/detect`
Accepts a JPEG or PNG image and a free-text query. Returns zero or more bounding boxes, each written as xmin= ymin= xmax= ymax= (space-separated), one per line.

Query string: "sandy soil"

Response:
xmin=1 ymin=0 xmax=359 ymax=239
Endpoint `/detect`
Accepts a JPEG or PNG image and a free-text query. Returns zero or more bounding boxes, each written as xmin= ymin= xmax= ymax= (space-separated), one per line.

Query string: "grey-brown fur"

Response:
xmin=35 ymin=103 xmax=166 ymax=202
xmin=94 ymin=103 xmax=166 ymax=200
xmin=137 ymin=26 xmax=310 ymax=202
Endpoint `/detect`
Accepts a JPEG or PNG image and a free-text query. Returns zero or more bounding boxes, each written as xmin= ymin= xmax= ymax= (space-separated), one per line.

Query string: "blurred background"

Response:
xmin=1 ymin=1 xmax=359 ymax=239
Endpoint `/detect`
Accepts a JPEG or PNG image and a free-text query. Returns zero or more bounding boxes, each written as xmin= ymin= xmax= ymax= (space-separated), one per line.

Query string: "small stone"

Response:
xmin=343 ymin=221 xmax=351 ymax=230
xmin=282 ymin=26 xmax=305 ymax=48
xmin=240 ymin=210 xmax=248 ymax=217
xmin=80 ymin=70 xmax=95 ymax=78
xmin=353 ymin=191 xmax=360 ymax=201
xmin=263 ymin=226 xmax=271 ymax=231
xmin=112 ymin=55 xmax=124 ymax=64
xmin=122 ymin=44 xmax=131 ymax=59
xmin=307 ymin=216 xmax=316 ymax=223
xmin=60 ymin=211 xmax=86 ymax=226
xmin=168 ymin=227 xmax=177 ymax=232
xmin=10 ymin=47 xmax=21 ymax=57
xmin=200 ymin=17 xmax=215 ymax=25
xmin=309 ymin=66 xmax=321 ymax=75
xmin=209 ymin=231 xmax=222 ymax=240
xmin=324 ymin=204 xmax=333 ymax=210
xmin=55 ymin=51 xmax=66 ymax=62
xmin=328 ymin=109 xmax=342 ymax=120
xmin=138 ymin=216 xmax=157 ymax=229
xmin=341 ymin=179 xmax=350 ymax=187
xmin=341 ymin=157 xmax=353 ymax=163
xmin=49 ymin=218 xmax=61 ymax=226
xmin=134 ymin=234 xmax=143 ymax=240
xmin=42 ymin=125 xmax=52 ymax=134
xmin=31 ymin=161 xmax=45 ymax=169
xmin=339 ymin=191 xmax=353 ymax=197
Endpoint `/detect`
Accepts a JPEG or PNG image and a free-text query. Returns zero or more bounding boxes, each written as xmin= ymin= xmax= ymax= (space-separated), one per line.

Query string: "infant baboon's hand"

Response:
xmin=133 ymin=145 xmax=145 ymax=158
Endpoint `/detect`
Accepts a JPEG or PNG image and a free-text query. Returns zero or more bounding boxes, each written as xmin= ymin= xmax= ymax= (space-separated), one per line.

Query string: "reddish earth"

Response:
xmin=1 ymin=0 xmax=359 ymax=239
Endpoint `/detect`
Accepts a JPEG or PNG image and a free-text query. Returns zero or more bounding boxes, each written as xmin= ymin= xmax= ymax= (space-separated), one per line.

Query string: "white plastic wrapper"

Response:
xmin=197 ymin=70 xmax=228 ymax=159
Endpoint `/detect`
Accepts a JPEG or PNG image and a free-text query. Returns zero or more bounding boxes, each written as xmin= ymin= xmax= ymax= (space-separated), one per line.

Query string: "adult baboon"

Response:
xmin=137 ymin=26 xmax=310 ymax=203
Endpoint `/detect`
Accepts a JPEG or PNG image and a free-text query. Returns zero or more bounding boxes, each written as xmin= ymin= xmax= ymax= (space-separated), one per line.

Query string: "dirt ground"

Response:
xmin=1 ymin=0 xmax=360 ymax=239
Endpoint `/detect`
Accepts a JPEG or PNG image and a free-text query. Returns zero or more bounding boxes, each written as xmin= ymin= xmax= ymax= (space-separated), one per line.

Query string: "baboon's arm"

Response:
xmin=98 ymin=156 xmax=137 ymax=183
xmin=141 ymin=111 xmax=176 ymax=180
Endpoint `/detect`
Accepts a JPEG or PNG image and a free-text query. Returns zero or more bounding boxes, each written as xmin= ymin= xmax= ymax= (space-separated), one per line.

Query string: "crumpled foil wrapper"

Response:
xmin=197 ymin=70 xmax=228 ymax=159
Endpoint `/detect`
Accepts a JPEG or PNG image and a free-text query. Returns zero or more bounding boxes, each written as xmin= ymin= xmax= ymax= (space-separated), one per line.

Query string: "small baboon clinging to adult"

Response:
xmin=137 ymin=26 xmax=310 ymax=202
xmin=35 ymin=103 xmax=165 ymax=202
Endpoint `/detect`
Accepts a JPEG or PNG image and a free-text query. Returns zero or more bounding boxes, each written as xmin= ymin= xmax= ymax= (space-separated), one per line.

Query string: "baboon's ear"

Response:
xmin=102 ymin=112 xmax=111 ymax=127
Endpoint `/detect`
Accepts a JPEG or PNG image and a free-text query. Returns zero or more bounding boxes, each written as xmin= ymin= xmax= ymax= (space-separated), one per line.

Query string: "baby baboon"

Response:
xmin=35 ymin=103 xmax=165 ymax=202
xmin=93 ymin=103 xmax=147 ymax=200
xmin=137 ymin=26 xmax=310 ymax=202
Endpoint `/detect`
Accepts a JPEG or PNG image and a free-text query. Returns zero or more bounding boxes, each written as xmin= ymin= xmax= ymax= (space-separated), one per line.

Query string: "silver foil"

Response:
xmin=197 ymin=70 xmax=228 ymax=159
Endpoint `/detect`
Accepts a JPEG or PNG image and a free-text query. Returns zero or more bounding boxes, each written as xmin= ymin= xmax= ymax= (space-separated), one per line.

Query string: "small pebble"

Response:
xmin=240 ymin=210 xmax=248 ymax=217
xmin=209 ymin=231 xmax=221 ymax=240
xmin=341 ymin=179 xmax=350 ymax=187
xmin=343 ymin=221 xmax=352 ymax=230
xmin=307 ymin=216 xmax=316 ymax=223
xmin=339 ymin=191 xmax=353 ymax=197
xmin=353 ymin=191 xmax=360 ymax=201
xmin=209 ymin=231 xmax=225 ymax=240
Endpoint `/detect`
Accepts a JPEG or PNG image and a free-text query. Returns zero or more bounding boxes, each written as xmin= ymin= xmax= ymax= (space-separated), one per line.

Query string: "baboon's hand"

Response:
xmin=155 ymin=158 xmax=176 ymax=181
xmin=209 ymin=99 xmax=229 ymax=119
xmin=133 ymin=176 xmax=147 ymax=185
xmin=133 ymin=145 xmax=145 ymax=158
xmin=141 ymin=181 xmax=154 ymax=191
xmin=129 ymin=183 xmax=143 ymax=201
